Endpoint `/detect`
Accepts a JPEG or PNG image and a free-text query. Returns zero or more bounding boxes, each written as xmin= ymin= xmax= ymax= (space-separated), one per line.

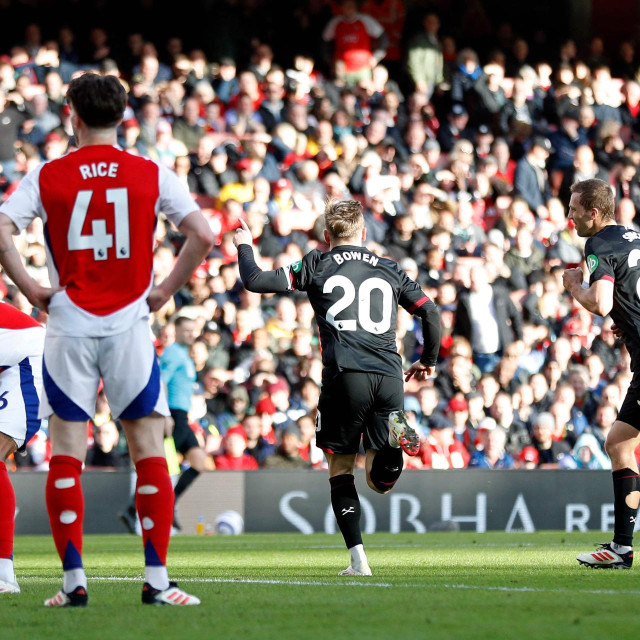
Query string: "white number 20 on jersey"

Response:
xmin=323 ymin=275 xmax=393 ymax=334
xmin=68 ymin=188 xmax=130 ymax=261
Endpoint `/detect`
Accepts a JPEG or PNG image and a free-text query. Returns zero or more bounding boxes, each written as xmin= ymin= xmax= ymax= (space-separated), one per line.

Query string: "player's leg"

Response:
xmin=0 ymin=433 xmax=19 ymax=594
xmin=121 ymin=416 xmax=199 ymax=605
xmin=365 ymin=376 xmax=417 ymax=495
xmin=326 ymin=452 xmax=371 ymax=575
xmin=577 ymin=413 xmax=640 ymax=569
xmin=318 ymin=371 xmax=371 ymax=576
xmin=171 ymin=409 xmax=207 ymax=530
xmin=100 ymin=321 xmax=199 ymax=604
xmin=44 ymin=415 xmax=90 ymax=606
xmin=0 ymin=361 xmax=37 ymax=595
xmin=120 ymin=418 xmax=178 ymax=535
xmin=40 ymin=336 xmax=98 ymax=607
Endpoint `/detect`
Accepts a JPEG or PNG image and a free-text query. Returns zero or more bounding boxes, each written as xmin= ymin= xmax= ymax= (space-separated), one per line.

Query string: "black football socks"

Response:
xmin=330 ymin=474 xmax=363 ymax=549
xmin=174 ymin=467 xmax=200 ymax=500
xmin=369 ymin=442 xmax=403 ymax=492
xmin=612 ymin=468 xmax=640 ymax=547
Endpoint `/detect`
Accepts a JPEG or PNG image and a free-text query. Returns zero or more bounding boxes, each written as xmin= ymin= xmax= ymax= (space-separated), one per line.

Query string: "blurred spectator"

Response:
xmin=0 ymin=91 xmax=27 ymax=182
xmin=173 ymin=97 xmax=205 ymax=153
xmin=414 ymin=414 xmax=470 ymax=469
xmin=322 ymin=0 xmax=388 ymax=85
xmin=513 ymin=136 xmax=552 ymax=215
xmin=263 ymin=425 xmax=311 ymax=469
xmin=406 ymin=12 xmax=443 ymax=95
xmin=468 ymin=420 xmax=515 ymax=468
xmin=214 ymin=426 xmax=259 ymax=470
xmin=454 ymin=263 xmax=524 ymax=373
xmin=85 ymin=421 xmax=129 ymax=469
xmin=531 ymin=412 xmax=571 ymax=467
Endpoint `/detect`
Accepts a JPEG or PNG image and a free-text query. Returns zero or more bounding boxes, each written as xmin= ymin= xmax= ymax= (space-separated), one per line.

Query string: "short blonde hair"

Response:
xmin=324 ymin=198 xmax=364 ymax=239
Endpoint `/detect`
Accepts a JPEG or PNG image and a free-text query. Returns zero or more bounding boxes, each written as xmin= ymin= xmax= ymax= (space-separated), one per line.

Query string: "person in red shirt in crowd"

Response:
xmin=360 ymin=0 xmax=405 ymax=68
xmin=517 ymin=445 xmax=540 ymax=469
xmin=416 ymin=414 xmax=470 ymax=469
xmin=323 ymin=0 xmax=388 ymax=85
xmin=255 ymin=395 xmax=278 ymax=445
xmin=447 ymin=394 xmax=478 ymax=453
xmin=296 ymin=413 xmax=324 ymax=466
xmin=214 ymin=426 xmax=259 ymax=470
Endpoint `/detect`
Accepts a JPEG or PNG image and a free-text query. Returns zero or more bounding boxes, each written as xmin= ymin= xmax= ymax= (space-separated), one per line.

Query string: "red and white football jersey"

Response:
xmin=322 ymin=13 xmax=384 ymax=72
xmin=0 ymin=146 xmax=197 ymax=337
xmin=0 ymin=302 xmax=44 ymax=367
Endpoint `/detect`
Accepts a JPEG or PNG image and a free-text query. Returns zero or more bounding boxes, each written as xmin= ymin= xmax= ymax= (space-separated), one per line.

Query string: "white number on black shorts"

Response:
xmin=323 ymin=275 xmax=393 ymax=334
xmin=68 ymin=188 xmax=130 ymax=261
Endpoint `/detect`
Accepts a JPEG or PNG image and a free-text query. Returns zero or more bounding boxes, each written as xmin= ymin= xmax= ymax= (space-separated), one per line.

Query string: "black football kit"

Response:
xmin=585 ymin=224 xmax=640 ymax=429
xmin=238 ymin=243 xmax=441 ymax=452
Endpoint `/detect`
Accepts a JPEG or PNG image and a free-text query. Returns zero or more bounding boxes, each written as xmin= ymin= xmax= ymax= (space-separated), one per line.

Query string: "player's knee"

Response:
xmin=605 ymin=437 xmax=623 ymax=461
xmin=605 ymin=436 xmax=633 ymax=464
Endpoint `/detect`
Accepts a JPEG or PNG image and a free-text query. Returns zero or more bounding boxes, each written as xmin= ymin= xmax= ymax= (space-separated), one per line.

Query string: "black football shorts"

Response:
xmin=316 ymin=370 xmax=404 ymax=454
xmin=170 ymin=408 xmax=200 ymax=455
xmin=617 ymin=371 xmax=640 ymax=431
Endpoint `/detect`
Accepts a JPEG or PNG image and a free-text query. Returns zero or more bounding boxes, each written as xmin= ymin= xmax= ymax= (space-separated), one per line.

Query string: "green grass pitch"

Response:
xmin=4 ymin=532 xmax=640 ymax=639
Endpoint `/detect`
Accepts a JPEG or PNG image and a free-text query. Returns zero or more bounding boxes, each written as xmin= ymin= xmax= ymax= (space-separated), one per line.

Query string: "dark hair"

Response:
xmin=570 ymin=178 xmax=615 ymax=220
xmin=66 ymin=73 xmax=126 ymax=129
xmin=174 ymin=316 xmax=194 ymax=329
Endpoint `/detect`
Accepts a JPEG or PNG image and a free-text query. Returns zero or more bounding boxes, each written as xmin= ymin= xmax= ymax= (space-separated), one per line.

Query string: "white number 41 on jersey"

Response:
xmin=68 ymin=188 xmax=130 ymax=261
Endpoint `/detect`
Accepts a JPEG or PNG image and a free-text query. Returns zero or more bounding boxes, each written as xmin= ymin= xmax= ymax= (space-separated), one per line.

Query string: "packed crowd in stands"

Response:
xmin=2 ymin=0 xmax=639 ymax=472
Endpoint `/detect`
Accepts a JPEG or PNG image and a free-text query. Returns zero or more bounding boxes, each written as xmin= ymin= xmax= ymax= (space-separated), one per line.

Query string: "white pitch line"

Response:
xmin=18 ymin=575 xmax=640 ymax=595
xmin=21 ymin=576 xmax=393 ymax=588
xmin=306 ymin=543 xmax=535 ymax=549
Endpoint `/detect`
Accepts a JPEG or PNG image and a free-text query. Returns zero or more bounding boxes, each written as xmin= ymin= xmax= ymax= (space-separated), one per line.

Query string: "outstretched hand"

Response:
xmin=233 ymin=218 xmax=253 ymax=248
xmin=404 ymin=361 xmax=434 ymax=382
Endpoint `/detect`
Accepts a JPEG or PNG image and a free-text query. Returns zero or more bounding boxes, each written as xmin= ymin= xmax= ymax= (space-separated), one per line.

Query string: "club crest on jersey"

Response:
xmin=587 ymin=254 xmax=599 ymax=274
xmin=291 ymin=261 xmax=302 ymax=273
xmin=623 ymin=230 xmax=640 ymax=242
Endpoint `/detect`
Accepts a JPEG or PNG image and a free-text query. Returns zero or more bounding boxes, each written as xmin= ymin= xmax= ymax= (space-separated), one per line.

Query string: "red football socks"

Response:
xmin=46 ymin=455 xmax=84 ymax=571
xmin=135 ymin=457 xmax=174 ymax=568
xmin=0 ymin=461 xmax=15 ymax=560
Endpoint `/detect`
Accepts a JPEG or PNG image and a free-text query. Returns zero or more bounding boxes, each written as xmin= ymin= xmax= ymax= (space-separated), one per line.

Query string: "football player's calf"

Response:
xmin=0 ymin=435 xmax=18 ymax=594
xmin=330 ymin=472 xmax=371 ymax=576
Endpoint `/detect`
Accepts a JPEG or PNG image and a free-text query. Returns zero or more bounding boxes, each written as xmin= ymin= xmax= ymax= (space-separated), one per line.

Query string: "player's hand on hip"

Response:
xmin=404 ymin=361 xmax=434 ymax=382
xmin=233 ymin=218 xmax=253 ymax=248
xmin=562 ymin=267 xmax=583 ymax=292
xmin=26 ymin=283 xmax=60 ymax=313
xmin=147 ymin=285 xmax=172 ymax=312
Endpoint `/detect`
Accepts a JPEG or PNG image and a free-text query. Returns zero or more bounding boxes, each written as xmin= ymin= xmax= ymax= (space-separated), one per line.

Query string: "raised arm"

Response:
xmin=234 ymin=219 xmax=291 ymax=294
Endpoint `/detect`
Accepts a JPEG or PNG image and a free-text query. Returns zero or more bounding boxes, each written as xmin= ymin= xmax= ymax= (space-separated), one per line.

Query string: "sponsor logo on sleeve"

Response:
xmin=587 ymin=254 xmax=599 ymax=274
xmin=291 ymin=260 xmax=302 ymax=273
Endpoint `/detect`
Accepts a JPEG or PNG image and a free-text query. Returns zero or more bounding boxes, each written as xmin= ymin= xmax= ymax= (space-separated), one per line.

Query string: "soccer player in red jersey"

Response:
xmin=0 ymin=302 xmax=44 ymax=594
xmin=0 ymin=73 xmax=213 ymax=606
